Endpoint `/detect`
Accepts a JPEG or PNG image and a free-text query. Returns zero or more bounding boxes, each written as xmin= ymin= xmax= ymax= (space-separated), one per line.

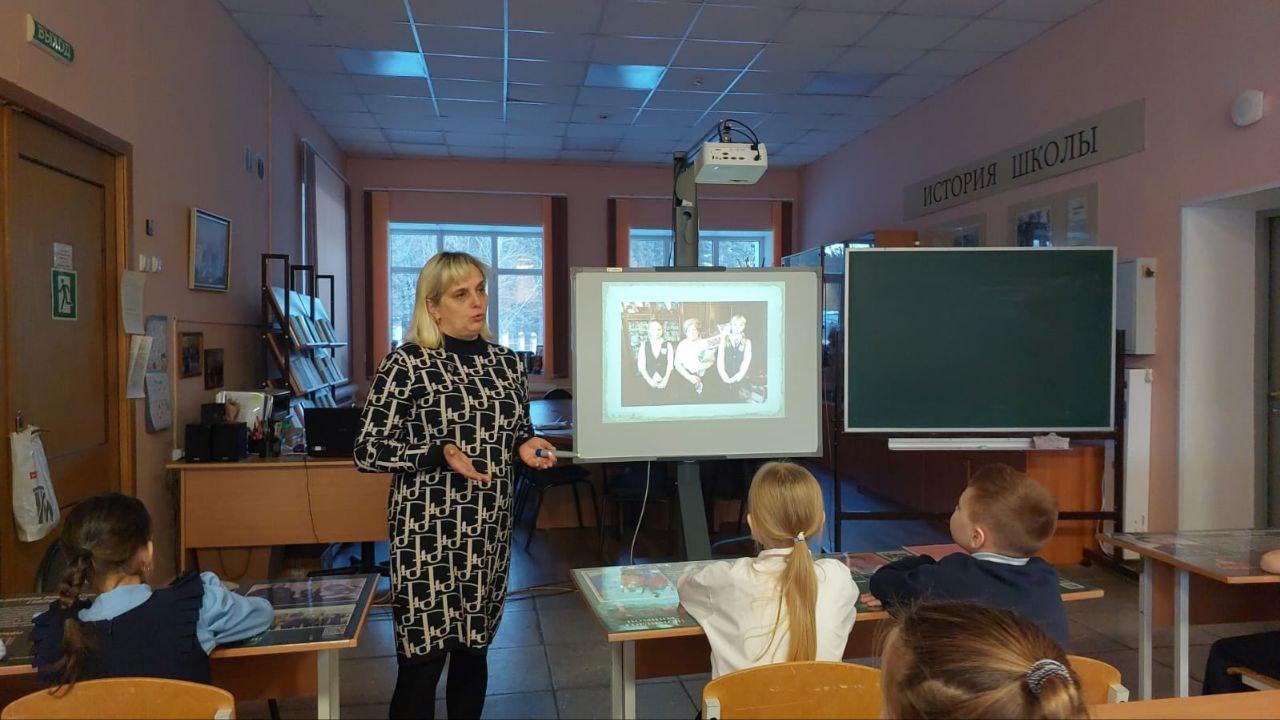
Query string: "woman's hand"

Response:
xmin=519 ymin=437 xmax=558 ymax=470
xmin=443 ymin=444 xmax=490 ymax=484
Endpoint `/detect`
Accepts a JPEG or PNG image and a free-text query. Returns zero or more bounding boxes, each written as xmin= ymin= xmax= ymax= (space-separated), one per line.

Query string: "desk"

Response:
xmin=1089 ymin=689 xmax=1280 ymax=718
xmin=0 ymin=573 xmax=377 ymax=720
xmin=572 ymin=549 xmax=1104 ymax=720
xmin=168 ymin=457 xmax=390 ymax=571
xmin=1103 ymin=529 xmax=1280 ymax=700
xmin=530 ymin=398 xmax=573 ymax=450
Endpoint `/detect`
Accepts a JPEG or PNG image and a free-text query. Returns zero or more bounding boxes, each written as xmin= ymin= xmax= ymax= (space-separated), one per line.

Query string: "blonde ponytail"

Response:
xmin=746 ymin=462 xmax=825 ymax=662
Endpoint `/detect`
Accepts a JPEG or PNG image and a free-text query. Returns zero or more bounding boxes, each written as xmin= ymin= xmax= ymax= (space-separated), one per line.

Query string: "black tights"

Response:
xmin=389 ymin=648 xmax=488 ymax=720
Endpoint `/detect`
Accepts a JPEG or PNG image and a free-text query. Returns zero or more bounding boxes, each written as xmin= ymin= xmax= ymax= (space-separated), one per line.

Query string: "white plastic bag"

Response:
xmin=9 ymin=427 xmax=59 ymax=542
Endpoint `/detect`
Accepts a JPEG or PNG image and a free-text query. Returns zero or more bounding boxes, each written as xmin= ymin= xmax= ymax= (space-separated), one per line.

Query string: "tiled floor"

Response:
xmin=234 ymin=469 xmax=1278 ymax=718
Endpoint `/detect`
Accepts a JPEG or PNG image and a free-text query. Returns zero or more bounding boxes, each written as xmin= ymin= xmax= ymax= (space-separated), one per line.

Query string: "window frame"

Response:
xmin=627 ymin=228 xmax=775 ymax=268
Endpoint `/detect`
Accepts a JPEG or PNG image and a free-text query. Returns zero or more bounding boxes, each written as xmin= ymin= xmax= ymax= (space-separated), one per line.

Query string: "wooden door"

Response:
xmin=0 ymin=108 xmax=121 ymax=593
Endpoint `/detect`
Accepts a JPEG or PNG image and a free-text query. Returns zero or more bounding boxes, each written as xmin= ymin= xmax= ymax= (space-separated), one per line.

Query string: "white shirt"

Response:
xmin=677 ymin=548 xmax=858 ymax=678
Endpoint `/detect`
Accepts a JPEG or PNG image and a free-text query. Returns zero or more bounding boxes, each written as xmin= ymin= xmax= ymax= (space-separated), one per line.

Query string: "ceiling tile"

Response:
xmin=570 ymin=105 xmax=634 ymax=124
xmin=713 ymin=93 xmax=771 ymax=113
xmin=257 ymin=44 xmax=345 ymax=73
xmin=354 ymin=75 xmax=432 ymax=95
xmin=673 ymin=40 xmax=765 ymax=69
xmin=897 ymin=0 xmax=1002 ymax=16
xmin=801 ymin=72 xmax=887 ymax=95
xmin=294 ymin=91 xmax=370 ymax=113
xmin=751 ymin=44 xmax=845 ymax=72
xmin=341 ymin=140 xmax=394 ymax=156
xmin=646 ymin=90 xmax=719 ymax=111
xmin=633 ymin=107 xmax=703 ymax=127
xmin=390 ymin=142 xmax=451 ymax=157
xmin=751 ymin=127 xmax=807 ymax=145
xmin=432 ymin=79 xmax=503 ymax=102
xmin=612 ymin=152 xmax=668 ymax=165
xmin=601 ymin=0 xmax=699 ymax=37
xmin=507 ymin=102 xmax=575 ymax=123
xmin=774 ymin=11 xmax=880 ymax=45
xmin=504 ymin=134 xmax=566 ymax=149
xmin=509 ymin=31 xmax=594 ymax=61
xmin=558 ymin=149 xmax=617 ymax=162
xmin=280 ymin=69 xmax=358 ymax=94
xmin=855 ymin=15 xmax=970 ymax=49
xmin=796 ymin=129 xmax=861 ymax=145
xmin=320 ymin=18 xmax=418 ymax=51
xmin=590 ymin=36 xmax=681 ymax=65
xmin=438 ymin=99 xmax=504 ymax=118
xmin=690 ymin=5 xmax=792 ymax=43
xmin=384 ymin=129 xmax=445 ymax=144
xmin=505 ymin=84 xmax=579 ymax=104
xmin=221 ymin=0 xmax=314 ymax=14
xmin=444 ymin=132 xmax=506 ymax=147
xmin=509 ymin=0 xmax=605 ymax=33
xmin=576 ymin=86 xmax=651 ymax=107
xmin=448 ymin=146 xmax=507 ymax=158
xmin=658 ymin=68 xmax=740 ymax=93
xmin=504 ymin=147 xmax=561 ymax=160
xmin=732 ymin=71 xmax=813 ymax=94
xmin=771 ymin=94 xmax=864 ymax=114
xmin=761 ymin=112 xmax=830 ymax=130
xmin=818 ymin=115 xmax=887 ymax=133
xmin=312 ymin=110 xmax=380 ymax=128
xmin=987 ymin=0 xmax=1098 ymax=23
xmin=324 ymin=126 xmax=388 ymax=142
xmin=425 ymin=55 xmax=504 ymax=81
xmin=564 ymin=136 xmax=621 ymax=151
xmin=827 ymin=46 xmax=924 ymax=73
xmin=407 ymin=0 xmax=504 ymax=28
xmin=502 ymin=121 xmax=570 ymax=135
xmin=338 ymin=49 xmax=426 ymax=77
xmin=903 ymin=49 xmax=1002 ymax=76
xmin=309 ymin=0 xmax=407 ymax=20
xmin=616 ymin=138 xmax=668 ymax=154
xmin=436 ymin=117 xmax=509 ymax=132
xmin=870 ymin=73 xmax=955 ymax=98
xmin=508 ymin=60 xmax=585 ymax=85
xmin=803 ymin=0 xmax=900 ymax=9
xmin=362 ymin=94 xmax=435 ymax=116
xmin=940 ymin=18 xmax=1050 ymax=51
xmin=418 ymin=26 xmax=504 ymax=57
xmin=231 ymin=12 xmax=328 ymax=45
xmin=841 ymin=95 xmax=919 ymax=115
xmin=623 ymin=125 xmax=690 ymax=141
xmin=375 ymin=112 xmax=442 ymax=130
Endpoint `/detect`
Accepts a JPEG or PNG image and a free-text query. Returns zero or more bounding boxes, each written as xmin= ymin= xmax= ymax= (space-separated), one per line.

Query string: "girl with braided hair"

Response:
xmin=31 ymin=493 xmax=272 ymax=689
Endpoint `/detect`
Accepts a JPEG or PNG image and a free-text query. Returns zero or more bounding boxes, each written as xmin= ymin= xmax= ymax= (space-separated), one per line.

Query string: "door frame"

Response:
xmin=0 ymin=77 xmax=136 ymax=498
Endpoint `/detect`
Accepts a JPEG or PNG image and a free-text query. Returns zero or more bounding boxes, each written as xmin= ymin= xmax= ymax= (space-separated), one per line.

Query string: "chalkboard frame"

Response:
xmin=842 ymin=246 xmax=1117 ymax=434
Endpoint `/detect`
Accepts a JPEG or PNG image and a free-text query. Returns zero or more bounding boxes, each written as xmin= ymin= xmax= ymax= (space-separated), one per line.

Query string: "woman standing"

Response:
xmin=635 ymin=319 xmax=674 ymax=402
xmin=355 ymin=252 xmax=557 ymax=719
xmin=716 ymin=314 xmax=753 ymax=402
xmin=674 ymin=318 xmax=714 ymax=400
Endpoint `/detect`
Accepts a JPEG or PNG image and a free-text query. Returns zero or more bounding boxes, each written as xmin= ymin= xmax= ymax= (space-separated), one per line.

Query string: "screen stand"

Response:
xmin=676 ymin=461 xmax=712 ymax=560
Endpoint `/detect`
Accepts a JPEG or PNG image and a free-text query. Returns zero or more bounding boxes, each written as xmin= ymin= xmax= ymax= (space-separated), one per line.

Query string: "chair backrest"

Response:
xmin=702 ymin=661 xmax=882 ymax=720
xmin=1 ymin=677 xmax=236 ymax=719
xmin=1067 ymin=655 xmax=1128 ymax=704
xmin=543 ymin=388 xmax=572 ymax=400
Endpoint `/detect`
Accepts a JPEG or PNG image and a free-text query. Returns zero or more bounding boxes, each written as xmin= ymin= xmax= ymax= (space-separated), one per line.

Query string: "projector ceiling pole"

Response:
xmin=670 ymin=149 xmax=713 ymax=561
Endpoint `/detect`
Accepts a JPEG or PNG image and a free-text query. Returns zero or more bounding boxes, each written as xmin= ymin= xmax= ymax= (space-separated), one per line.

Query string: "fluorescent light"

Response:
xmin=337 ymin=49 xmax=427 ymax=78
xmin=585 ymin=63 xmax=664 ymax=91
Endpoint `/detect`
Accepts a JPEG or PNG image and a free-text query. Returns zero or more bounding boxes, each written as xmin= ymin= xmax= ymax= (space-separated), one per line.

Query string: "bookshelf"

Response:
xmin=261 ymin=254 xmax=353 ymax=413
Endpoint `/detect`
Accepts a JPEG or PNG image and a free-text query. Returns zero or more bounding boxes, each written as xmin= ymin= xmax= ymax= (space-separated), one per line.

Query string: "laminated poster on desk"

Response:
xmin=232 ymin=575 xmax=376 ymax=648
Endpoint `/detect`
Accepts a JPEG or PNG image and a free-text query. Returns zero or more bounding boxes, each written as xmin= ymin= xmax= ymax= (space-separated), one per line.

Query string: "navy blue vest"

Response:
xmin=32 ymin=570 xmax=211 ymax=685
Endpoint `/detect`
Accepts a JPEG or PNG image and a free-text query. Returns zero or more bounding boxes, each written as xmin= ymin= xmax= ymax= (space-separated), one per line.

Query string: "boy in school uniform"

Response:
xmin=870 ymin=463 xmax=1069 ymax=648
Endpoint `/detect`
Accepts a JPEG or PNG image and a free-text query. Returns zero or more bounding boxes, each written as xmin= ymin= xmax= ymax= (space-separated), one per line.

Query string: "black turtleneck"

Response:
xmin=442 ymin=333 xmax=489 ymax=356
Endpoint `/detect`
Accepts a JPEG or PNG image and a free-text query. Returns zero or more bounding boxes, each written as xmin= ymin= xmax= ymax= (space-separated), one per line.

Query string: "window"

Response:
xmin=628 ymin=229 xmax=774 ymax=268
xmin=388 ymin=223 xmax=544 ymax=353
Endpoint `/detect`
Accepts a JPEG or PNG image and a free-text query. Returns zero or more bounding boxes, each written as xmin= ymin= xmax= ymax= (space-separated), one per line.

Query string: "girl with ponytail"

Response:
xmin=32 ymin=493 xmax=273 ymax=690
xmin=678 ymin=462 xmax=857 ymax=677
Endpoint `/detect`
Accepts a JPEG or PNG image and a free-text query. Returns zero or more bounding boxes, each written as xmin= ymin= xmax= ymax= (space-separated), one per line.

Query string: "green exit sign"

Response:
xmin=25 ymin=15 xmax=73 ymax=64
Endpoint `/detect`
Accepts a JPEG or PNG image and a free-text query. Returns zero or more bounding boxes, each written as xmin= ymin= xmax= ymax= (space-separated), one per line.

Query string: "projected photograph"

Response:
xmin=620 ymin=301 xmax=768 ymax=408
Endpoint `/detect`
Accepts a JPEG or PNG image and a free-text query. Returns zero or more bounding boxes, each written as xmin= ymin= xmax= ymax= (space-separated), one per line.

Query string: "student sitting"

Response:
xmin=870 ymin=463 xmax=1069 ymax=647
xmin=678 ymin=462 xmax=857 ymax=677
xmin=880 ymin=600 xmax=1087 ymax=719
xmin=32 ymin=493 xmax=273 ymax=688
xmin=1201 ymin=548 xmax=1280 ymax=694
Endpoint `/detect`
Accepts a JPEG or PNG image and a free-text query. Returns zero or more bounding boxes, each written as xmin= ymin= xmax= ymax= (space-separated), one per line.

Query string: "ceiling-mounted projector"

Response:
xmin=693 ymin=141 xmax=769 ymax=184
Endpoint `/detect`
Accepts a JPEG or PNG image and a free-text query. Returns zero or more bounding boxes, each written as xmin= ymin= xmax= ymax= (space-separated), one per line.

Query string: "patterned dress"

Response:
xmin=355 ymin=335 xmax=532 ymax=658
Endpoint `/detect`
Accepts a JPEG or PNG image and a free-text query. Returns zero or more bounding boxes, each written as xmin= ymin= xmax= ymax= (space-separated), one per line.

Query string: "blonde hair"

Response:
xmin=682 ymin=318 xmax=700 ymax=334
xmin=747 ymin=461 xmax=825 ymax=662
xmin=404 ymin=252 xmax=494 ymax=349
xmin=966 ymin=463 xmax=1058 ymax=557
xmin=879 ymin=601 xmax=1088 ymax=720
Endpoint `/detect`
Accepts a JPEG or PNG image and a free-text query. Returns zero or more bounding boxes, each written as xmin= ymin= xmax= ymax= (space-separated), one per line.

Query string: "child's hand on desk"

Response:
xmin=1262 ymin=549 xmax=1280 ymax=574
xmin=859 ymin=592 xmax=882 ymax=610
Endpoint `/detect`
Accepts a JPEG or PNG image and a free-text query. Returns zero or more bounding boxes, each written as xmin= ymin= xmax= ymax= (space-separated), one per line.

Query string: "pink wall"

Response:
xmin=0 ymin=0 xmax=342 ymax=577
xmin=801 ymin=0 xmax=1280 ymax=533
xmin=347 ymin=158 xmax=799 ymax=378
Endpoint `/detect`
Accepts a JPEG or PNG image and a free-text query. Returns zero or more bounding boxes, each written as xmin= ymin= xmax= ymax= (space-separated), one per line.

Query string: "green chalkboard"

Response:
xmin=844 ymin=248 xmax=1114 ymax=431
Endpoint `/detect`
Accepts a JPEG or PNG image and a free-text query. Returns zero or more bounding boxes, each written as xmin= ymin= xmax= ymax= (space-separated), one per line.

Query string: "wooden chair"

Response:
xmin=702 ymin=661 xmax=882 ymax=719
xmin=1228 ymin=666 xmax=1280 ymax=691
xmin=1068 ymin=655 xmax=1129 ymax=704
xmin=1 ymin=677 xmax=235 ymax=719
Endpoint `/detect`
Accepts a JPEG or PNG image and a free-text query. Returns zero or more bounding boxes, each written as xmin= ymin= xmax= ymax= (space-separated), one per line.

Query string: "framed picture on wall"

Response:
xmin=204 ymin=348 xmax=224 ymax=390
xmin=189 ymin=208 xmax=232 ymax=292
xmin=179 ymin=332 xmax=203 ymax=378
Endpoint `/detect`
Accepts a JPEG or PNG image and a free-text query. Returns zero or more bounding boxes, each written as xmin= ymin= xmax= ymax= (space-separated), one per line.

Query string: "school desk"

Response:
xmin=0 ymin=573 xmax=378 ymax=720
xmin=1089 ymin=688 xmax=1280 ymax=718
xmin=1102 ymin=529 xmax=1280 ymax=700
xmin=572 ymin=550 xmax=1105 ymax=720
